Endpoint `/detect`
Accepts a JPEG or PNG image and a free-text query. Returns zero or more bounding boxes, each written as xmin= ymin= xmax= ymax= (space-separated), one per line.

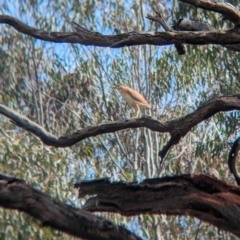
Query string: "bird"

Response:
xmin=114 ymin=85 xmax=150 ymax=118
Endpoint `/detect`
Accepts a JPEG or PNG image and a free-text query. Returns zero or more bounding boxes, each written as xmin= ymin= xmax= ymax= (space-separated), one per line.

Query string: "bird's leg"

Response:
xmin=132 ymin=106 xmax=140 ymax=118
xmin=143 ymin=108 xmax=151 ymax=118
xmin=136 ymin=107 xmax=140 ymax=118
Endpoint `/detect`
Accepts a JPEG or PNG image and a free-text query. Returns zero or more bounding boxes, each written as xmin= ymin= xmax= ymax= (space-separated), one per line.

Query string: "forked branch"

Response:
xmin=0 ymin=94 xmax=240 ymax=167
xmin=146 ymin=8 xmax=185 ymax=55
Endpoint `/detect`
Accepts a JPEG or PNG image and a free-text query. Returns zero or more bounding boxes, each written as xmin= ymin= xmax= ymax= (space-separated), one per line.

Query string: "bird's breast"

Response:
xmin=119 ymin=91 xmax=136 ymax=107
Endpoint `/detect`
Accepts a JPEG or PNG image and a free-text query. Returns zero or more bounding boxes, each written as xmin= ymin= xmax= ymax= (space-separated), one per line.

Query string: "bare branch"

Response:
xmin=146 ymin=8 xmax=185 ymax=55
xmin=179 ymin=0 xmax=240 ymax=25
xmin=158 ymin=94 xmax=240 ymax=159
xmin=146 ymin=9 xmax=171 ymax=31
xmin=228 ymin=136 xmax=240 ymax=185
xmin=75 ymin=175 xmax=240 ymax=238
xmin=159 ymin=134 xmax=181 ymax=162
xmin=1 ymin=15 xmax=240 ymax=49
xmin=0 ymin=104 xmax=59 ymax=146
xmin=0 ymin=174 xmax=141 ymax=240
xmin=1 ymin=95 xmax=240 ymax=160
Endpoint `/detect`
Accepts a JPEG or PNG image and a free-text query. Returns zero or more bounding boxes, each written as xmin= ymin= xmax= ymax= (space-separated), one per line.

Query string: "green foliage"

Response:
xmin=0 ymin=0 xmax=240 ymax=239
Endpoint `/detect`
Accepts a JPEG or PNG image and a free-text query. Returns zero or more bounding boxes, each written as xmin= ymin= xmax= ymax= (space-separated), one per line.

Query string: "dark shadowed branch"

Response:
xmin=1 ymin=94 xmax=240 ymax=159
xmin=0 ymin=174 xmax=141 ymax=240
xmin=179 ymin=0 xmax=240 ymax=25
xmin=228 ymin=136 xmax=240 ymax=185
xmin=75 ymin=174 xmax=240 ymax=238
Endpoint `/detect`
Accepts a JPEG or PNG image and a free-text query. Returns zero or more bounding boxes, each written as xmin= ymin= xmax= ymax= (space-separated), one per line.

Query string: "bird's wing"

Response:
xmin=124 ymin=87 xmax=150 ymax=108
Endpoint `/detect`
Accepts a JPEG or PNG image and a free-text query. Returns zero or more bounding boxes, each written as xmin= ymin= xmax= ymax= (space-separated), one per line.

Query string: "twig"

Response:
xmin=146 ymin=8 xmax=185 ymax=55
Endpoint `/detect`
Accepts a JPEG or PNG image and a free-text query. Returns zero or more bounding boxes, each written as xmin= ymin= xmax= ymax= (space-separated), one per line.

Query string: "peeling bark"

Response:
xmin=75 ymin=175 xmax=240 ymax=238
xmin=0 ymin=174 xmax=141 ymax=240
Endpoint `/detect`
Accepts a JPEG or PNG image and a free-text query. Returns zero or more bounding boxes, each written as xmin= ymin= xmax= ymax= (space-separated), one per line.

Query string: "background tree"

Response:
xmin=0 ymin=0 xmax=240 ymax=239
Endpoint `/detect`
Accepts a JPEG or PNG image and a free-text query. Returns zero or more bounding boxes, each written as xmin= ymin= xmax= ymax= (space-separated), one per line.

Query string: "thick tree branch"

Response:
xmin=1 ymin=94 xmax=240 ymax=161
xmin=179 ymin=0 xmax=240 ymax=26
xmin=1 ymin=15 xmax=240 ymax=49
xmin=228 ymin=136 xmax=240 ymax=185
xmin=0 ymin=174 xmax=141 ymax=240
xmin=75 ymin=174 xmax=240 ymax=238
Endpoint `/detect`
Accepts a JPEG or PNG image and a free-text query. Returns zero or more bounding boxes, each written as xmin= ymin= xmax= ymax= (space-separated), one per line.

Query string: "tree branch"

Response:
xmin=172 ymin=18 xmax=240 ymax=52
xmin=1 ymin=15 xmax=240 ymax=49
xmin=0 ymin=174 xmax=141 ymax=240
xmin=228 ymin=136 xmax=240 ymax=185
xmin=1 ymin=94 xmax=240 ymax=161
xmin=75 ymin=174 xmax=240 ymax=238
xmin=146 ymin=8 xmax=185 ymax=55
xmin=179 ymin=0 xmax=240 ymax=26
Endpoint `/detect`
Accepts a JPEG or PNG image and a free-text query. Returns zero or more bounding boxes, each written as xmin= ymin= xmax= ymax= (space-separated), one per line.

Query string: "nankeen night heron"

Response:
xmin=114 ymin=85 xmax=150 ymax=118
